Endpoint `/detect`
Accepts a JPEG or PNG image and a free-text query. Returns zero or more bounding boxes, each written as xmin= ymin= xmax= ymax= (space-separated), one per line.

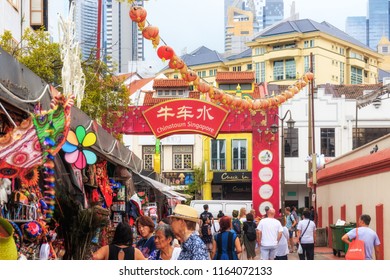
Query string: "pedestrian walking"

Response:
xmin=275 ymin=217 xmax=289 ymax=260
xmin=242 ymin=213 xmax=257 ymax=260
xmin=92 ymin=222 xmax=145 ymax=260
xmin=200 ymin=216 xmax=213 ymax=256
xmin=296 ymin=209 xmax=316 ymax=260
xmin=211 ymin=216 xmax=242 ymax=260
xmin=148 ymin=223 xmax=181 ymax=260
xmin=341 ymin=214 xmax=381 ymax=260
xmin=170 ymin=204 xmax=209 ymax=260
xmin=285 ymin=207 xmax=297 ymax=252
xmin=256 ymin=208 xmax=283 ymax=260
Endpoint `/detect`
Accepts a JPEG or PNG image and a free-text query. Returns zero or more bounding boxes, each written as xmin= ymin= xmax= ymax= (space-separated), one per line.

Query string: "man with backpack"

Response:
xmin=285 ymin=207 xmax=297 ymax=253
xmin=200 ymin=204 xmax=215 ymax=229
xmin=243 ymin=213 xmax=257 ymax=260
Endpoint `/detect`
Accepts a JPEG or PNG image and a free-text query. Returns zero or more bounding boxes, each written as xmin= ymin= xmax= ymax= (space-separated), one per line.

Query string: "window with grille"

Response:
xmin=284 ymin=128 xmax=299 ymax=157
xmin=173 ymin=146 xmax=193 ymax=169
xmin=211 ymin=139 xmax=226 ymax=170
xmin=351 ymin=66 xmax=363 ymax=84
xmin=232 ymin=139 xmax=247 ymax=170
xmin=142 ymin=146 xmax=155 ymax=170
xmin=321 ymin=128 xmax=335 ymax=157
xmin=353 ymin=128 xmax=390 ymax=149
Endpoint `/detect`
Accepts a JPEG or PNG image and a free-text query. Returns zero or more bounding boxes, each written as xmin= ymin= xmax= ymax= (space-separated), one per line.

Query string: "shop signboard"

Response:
xmin=213 ymin=172 xmax=252 ymax=183
xmin=143 ymin=99 xmax=229 ymax=138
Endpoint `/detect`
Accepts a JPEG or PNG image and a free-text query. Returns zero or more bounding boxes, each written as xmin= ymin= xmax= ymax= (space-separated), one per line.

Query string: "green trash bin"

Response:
xmin=330 ymin=223 xmax=356 ymax=257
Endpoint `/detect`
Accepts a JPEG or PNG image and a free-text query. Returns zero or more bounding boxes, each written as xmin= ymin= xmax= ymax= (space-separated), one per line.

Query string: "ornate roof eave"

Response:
xmin=356 ymin=83 xmax=390 ymax=109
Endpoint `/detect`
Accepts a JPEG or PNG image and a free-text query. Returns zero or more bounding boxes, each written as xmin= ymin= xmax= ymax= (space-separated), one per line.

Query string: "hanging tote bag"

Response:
xmin=345 ymin=228 xmax=365 ymax=260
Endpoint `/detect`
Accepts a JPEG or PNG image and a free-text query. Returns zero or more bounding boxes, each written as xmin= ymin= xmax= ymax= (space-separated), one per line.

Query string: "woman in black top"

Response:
xmin=93 ymin=222 xmax=145 ymax=260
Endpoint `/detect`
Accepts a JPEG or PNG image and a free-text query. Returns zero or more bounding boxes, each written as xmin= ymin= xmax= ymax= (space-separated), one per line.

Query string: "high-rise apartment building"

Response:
xmin=224 ymin=0 xmax=283 ymax=55
xmin=346 ymin=16 xmax=368 ymax=46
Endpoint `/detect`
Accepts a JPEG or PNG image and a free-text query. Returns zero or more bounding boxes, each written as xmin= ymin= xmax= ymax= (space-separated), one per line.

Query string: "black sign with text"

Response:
xmin=213 ymin=172 xmax=252 ymax=183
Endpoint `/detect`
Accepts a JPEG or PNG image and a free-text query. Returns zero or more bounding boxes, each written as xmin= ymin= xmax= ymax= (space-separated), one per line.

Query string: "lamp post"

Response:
xmin=270 ymin=110 xmax=295 ymax=217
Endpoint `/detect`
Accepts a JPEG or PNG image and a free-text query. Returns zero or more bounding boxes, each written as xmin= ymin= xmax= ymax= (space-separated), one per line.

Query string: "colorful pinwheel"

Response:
xmin=62 ymin=125 xmax=97 ymax=170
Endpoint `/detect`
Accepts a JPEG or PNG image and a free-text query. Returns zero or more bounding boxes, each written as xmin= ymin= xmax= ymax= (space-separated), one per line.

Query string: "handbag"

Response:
xmin=345 ymin=228 xmax=365 ymax=260
xmin=297 ymin=243 xmax=303 ymax=254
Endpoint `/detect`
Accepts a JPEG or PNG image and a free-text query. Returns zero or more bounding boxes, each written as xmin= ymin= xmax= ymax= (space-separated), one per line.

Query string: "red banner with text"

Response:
xmin=143 ymin=99 xmax=229 ymax=138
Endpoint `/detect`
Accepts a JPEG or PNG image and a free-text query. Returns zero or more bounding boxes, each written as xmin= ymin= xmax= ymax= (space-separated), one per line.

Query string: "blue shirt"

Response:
xmin=178 ymin=232 xmax=210 ymax=260
xmin=347 ymin=227 xmax=380 ymax=260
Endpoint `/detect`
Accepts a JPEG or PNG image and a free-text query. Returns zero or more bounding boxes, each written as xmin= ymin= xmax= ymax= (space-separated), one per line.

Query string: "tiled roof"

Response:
xmin=128 ymin=77 xmax=155 ymax=95
xmin=318 ymin=83 xmax=382 ymax=99
xmin=226 ymin=48 xmax=252 ymax=60
xmin=143 ymin=92 xmax=201 ymax=106
xmin=113 ymin=72 xmax=137 ymax=82
xmin=216 ymin=71 xmax=255 ymax=83
xmin=254 ymin=19 xmax=374 ymax=51
xmin=153 ymin=79 xmax=189 ymax=88
xmin=160 ymin=46 xmax=226 ymax=72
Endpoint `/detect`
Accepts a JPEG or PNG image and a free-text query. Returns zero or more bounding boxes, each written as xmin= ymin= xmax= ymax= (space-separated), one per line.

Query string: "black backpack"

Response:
xmin=245 ymin=222 xmax=257 ymax=241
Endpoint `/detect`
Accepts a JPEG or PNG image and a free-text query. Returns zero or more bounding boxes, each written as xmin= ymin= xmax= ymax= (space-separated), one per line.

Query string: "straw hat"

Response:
xmin=170 ymin=204 xmax=198 ymax=223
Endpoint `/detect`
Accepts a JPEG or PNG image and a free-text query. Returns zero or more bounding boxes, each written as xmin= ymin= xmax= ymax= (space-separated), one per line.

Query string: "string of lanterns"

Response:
xmin=129 ymin=5 xmax=314 ymax=112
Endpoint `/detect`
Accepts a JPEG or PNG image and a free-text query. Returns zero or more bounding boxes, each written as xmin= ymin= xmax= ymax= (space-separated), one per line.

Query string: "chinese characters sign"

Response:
xmin=143 ymin=99 xmax=229 ymax=138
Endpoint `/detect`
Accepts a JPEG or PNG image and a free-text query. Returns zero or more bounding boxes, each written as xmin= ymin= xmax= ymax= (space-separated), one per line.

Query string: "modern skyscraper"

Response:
xmin=104 ymin=0 xmax=144 ymax=73
xmin=74 ymin=0 xmax=143 ymax=72
xmin=224 ymin=0 xmax=283 ymax=55
xmin=368 ymin=0 xmax=389 ymax=49
xmin=74 ymin=0 xmax=98 ymax=61
xmin=346 ymin=16 xmax=368 ymax=46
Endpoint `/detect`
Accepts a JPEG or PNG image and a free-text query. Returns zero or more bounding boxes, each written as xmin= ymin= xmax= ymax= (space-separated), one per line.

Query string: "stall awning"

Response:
xmin=136 ymin=173 xmax=187 ymax=201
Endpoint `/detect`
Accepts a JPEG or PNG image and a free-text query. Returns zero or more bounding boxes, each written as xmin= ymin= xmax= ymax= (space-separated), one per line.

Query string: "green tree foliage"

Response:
xmin=0 ymin=28 xmax=129 ymax=138
xmin=186 ymin=165 xmax=205 ymax=201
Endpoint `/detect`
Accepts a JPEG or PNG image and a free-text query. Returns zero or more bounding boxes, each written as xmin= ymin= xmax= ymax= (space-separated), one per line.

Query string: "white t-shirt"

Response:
xmin=170 ymin=247 xmax=182 ymax=260
xmin=257 ymin=218 xmax=283 ymax=247
xmin=275 ymin=226 xmax=289 ymax=257
xmin=297 ymin=219 xmax=316 ymax=244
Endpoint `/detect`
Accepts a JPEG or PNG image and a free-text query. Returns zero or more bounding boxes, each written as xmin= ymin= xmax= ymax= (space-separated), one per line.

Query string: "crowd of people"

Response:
xmin=91 ymin=203 xmax=381 ymax=260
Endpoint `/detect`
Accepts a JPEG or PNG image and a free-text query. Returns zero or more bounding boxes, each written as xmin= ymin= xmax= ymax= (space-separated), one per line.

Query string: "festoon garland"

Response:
xmin=129 ymin=5 xmax=314 ymax=113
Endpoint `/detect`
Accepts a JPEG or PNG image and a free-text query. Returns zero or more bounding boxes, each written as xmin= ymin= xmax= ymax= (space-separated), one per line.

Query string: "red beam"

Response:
xmin=356 ymin=204 xmax=362 ymax=225
xmin=376 ymin=204 xmax=384 ymax=260
xmin=328 ymin=206 xmax=333 ymax=248
xmin=341 ymin=204 xmax=346 ymax=221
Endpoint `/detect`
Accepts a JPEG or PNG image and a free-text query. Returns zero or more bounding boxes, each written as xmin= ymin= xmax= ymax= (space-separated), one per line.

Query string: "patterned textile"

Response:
xmin=136 ymin=236 xmax=156 ymax=258
xmin=178 ymin=232 xmax=209 ymax=260
xmin=0 ymin=118 xmax=42 ymax=178
xmin=96 ymin=161 xmax=113 ymax=207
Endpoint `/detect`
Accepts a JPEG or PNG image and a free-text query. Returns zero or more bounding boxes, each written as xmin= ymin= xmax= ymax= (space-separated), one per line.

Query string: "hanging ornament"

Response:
xmin=62 ymin=125 xmax=97 ymax=170
xmin=20 ymin=168 xmax=40 ymax=187
xmin=197 ymin=82 xmax=211 ymax=93
xmin=129 ymin=6 xmax=147 ymax=30
xmin=157 ymin=46 xmax=175 ymax=62
xmin=142 ymin=26 xmax=160 ymax=48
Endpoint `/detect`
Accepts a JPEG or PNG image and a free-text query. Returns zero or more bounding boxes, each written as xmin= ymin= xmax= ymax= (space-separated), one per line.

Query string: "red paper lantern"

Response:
xmin=306 ymin=72 xmax=314 ymax=81
xmin=182 ymin=70 xmax=198 ymax=82
xmin=157 ymin=46 xmax=175 ymax=61
xmin=169 ymin=56 xmax=185 ymax=70
xmin=129 ymin=6 xmax=147 ymax=23
xmin=252 ymin=99 xmax=261 ymax=110
xmin=142 ymin=26 xmax=159 ymax=40
xmin=198 ymin=82 xmax=211 ymax=93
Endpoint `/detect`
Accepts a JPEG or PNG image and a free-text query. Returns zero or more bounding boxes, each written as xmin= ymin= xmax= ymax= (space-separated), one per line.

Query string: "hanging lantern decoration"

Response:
xmin=142 ymin=26 xmax=160 ymax=48
xmin=306 ymin=72 xmax=314 ymax=81
xmin=168 ymin=55 xmax=185 ymax=71
xmin=129 ymin=6 xmax=147 ymax=30
xmin=197 ymin=82 xmax=211 ymax=93
xmin=182 ymin=70 xmax=198 ymax=83
xmin=157 ymin=46 xmax=175 ymax=62
xmin=62 ymin=125 xmax=97 ymax=170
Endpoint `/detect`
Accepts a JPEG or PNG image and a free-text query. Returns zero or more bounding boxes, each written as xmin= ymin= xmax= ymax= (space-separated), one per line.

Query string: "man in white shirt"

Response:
xmin=256 ymin=208 xmax=283 ymax=260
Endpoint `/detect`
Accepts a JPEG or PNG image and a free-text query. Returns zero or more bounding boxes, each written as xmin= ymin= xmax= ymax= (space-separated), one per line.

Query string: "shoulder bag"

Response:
xmin=297 ymin=220 xmax=311 ymax=254
xmin=345 ymin=228 xmax=365 ymax=260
